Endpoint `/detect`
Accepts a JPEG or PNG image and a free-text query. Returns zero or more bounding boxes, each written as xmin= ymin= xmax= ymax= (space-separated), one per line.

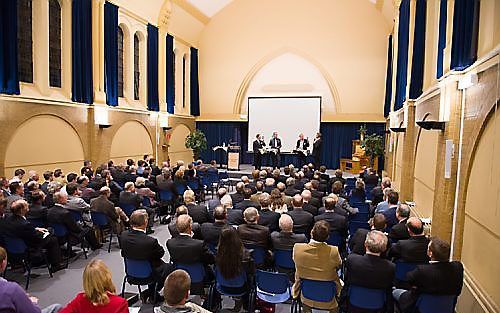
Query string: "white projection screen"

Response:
xmin=247 ymin=97 xmax=321 ymax=152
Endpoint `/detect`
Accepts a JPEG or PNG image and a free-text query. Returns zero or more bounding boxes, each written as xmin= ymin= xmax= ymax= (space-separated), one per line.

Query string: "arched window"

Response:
xmin=117 ymin=26 xmax=124 ymax=98
xmin=18 ymin=0 xmax=33 ymax=83
xmin=133 ymin=33 xmax=140 ymax=100
xmin=182 ymin=55 xmax=186 ymax=108
xmin=49 ymin=0 xmax=62 ymax=87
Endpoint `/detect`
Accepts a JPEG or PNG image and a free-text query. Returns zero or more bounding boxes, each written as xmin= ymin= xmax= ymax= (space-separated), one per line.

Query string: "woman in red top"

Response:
xmin=60 ymin=259 xmax=129 ymax=313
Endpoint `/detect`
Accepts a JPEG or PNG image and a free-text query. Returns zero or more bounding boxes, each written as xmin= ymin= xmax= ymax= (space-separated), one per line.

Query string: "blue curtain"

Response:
xmin=147 ymin=24 xmax=159 ymax=112
xmin=437 ymin=0 xmax=447 ymax=78
xmin=166 ymin=34 xmax=175 ymax=114
xmin=450 ymin=0 xmax=480 ymax=71
xmin=394 ymin=0 xmax=410 ymax=111
xmin=72 ymin=0 xmax=93 ymax=104
xmin=383 ymin=35 xmax=393 ymax=117
xmin=104 ymin=2 xmax=118 ymax=106
xmin=409 ymin=0 xmax=427 ymax=99
xmin=0 ymin=0 xmax=19 ymax=95
xmin=190 ymin=47 xmax=200 ymax=116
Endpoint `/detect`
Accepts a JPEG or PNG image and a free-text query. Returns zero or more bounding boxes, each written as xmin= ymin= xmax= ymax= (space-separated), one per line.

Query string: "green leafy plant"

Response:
xmin=360 ymin=133 xmax=385 ymax=167
xmin=185 ymin=129 xmax=208 ymax=160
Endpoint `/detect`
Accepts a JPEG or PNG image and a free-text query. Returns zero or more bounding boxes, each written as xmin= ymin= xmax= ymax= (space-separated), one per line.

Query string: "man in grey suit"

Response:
xmin=271 ymin=214 xmax=307 ymax=251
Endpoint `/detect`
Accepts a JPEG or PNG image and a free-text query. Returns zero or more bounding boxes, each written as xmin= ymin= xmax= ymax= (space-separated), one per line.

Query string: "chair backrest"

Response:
xmin=50 ymin=223 xmax=68 ymax=237
xmin=90 ymin=211 xmax=109 ymax=227
xmin=215 ymin=268 xmax=247 ymax=295
xmin=175 ymin=183 xmax=187 ymax=195
xmin=349 ymin=212 xmax=370 ymax=223
xmin=159 ymin=190 xmax=173 ymax=201
xmin=300 ymin=279 xmax=337 ymax=303
xmin=69 ymin=210 xmax=82 ymax=222
xmin=395 ymin=261 xmax=419 ymax=282
xmin=349 ymin=221 xmax=370 ymax=236
xmin=245 ymin=244 xmax=266 ymax=265
xmin=417 ymin=294 xmax=456 ymax=313
xmin=219 ymin=171 xmax=229 ymax=180
xmin=206 ymin=171 xmax=219 ymax=185
xmin=207 ymin=242 xmax=217 ymax=254
xmin=326 ymin=231 xmax=344 ymax=247
xmin=187 ymin=179 xmax=200 ymax=191
xmin=256 ymin=270 xmax=290 ymax=295
xmin=175 ymin=263 xmax=206 ymax=284
xmin=348 ymin=285 xmax=386 ymax=310
xmin=274 ymin=249 xmax=295 ymax=269
xmin=142 ymin=196 xmax=151 ymax=208
xmin=120 ymin=203 xmax=136 ymax=216
xmin=351 ymin=202 xmax=370 ymax=214
xmin=125 ymin=258 xmax=153 ymax=279
xmin=4 ymin=236 xmax=28 ymax=254
xmin=27 ymin=218 xmax=45 ymax=228
xmin=345 ymin=178 xmax=356 ymax=187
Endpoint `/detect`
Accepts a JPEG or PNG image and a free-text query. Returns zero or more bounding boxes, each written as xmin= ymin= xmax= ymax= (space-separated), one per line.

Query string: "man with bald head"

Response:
xmin=389 ymin=216 xmax=430 ymax=264
xmin=388 ymin=203 xmax=411 ymax=241
xmin=230 ymin=182 xmax=245 ymax=205
xmin=286 ymin=195 xmax=313 ymax=235
xmin=201 ymin=205 xmax=228 ymax=247
xmin=301 ymin=190 xmax=318 ymax=216
xmin=257 ymin=193 xmax=280 ymax=232
xmin=314 ymin=195 xmax=348 ymax=238
xmin=237 ymin=207 xmax=270 ymax=249
xmin=271 ymin=214 xmax=307 ymax=251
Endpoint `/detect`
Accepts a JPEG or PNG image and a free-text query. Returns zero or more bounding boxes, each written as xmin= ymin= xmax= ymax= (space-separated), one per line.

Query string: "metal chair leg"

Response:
xmin=121 ymin=277 xmax=127 ymax=297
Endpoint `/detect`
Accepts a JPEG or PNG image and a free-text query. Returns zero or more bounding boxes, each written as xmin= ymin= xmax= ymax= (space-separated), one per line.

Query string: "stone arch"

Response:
xmin=168 ymin=124 xmax=192 ymax=164
xmin=109 ymin=120 xmax=154 ymax=164
xmin=233 ymin=47 xmax=341 ymax=115
xmin=4 ymin=114 xmax=85 ymax=177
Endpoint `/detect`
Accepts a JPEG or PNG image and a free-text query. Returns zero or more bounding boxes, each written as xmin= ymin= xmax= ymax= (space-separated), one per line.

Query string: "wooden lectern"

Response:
xmin=227 ymin=145 xmax=240 ymax=170
xmin=340 ymin=140 xmax=378 ymax=174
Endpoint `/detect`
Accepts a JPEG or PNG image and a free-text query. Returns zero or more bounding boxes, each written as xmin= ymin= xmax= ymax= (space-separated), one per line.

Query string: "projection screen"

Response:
xmin=247 ymin=97 xmax=321 ymax=152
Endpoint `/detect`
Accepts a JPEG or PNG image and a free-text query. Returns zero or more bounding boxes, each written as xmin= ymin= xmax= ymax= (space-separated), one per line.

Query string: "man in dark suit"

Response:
xmin=341 ymin=230 xmax=395 ymax=313
xmin=27 ymin=190 xmax=48 ymax=222
xmin=40 ymin=171 xmax=53 ymax=195
xmin=90 ymin=186 xmax=128 ymax=234
xmin=235 ymin=188 xmax=260 ymax=211
xmin=168 ymin=205 xmax=201 ymax=239
xmin=120 ymin=209 xmax=174 ymax=303
xmin=230 ymin=182 xmax=245 ymax=205
xmin=257 ymin=193 xmax=280 ymax=232
xmin=314 ymin=196 xmax=348 ymax=238
xmin=301 ymin=190 xmax=318 ymax=216
xmin=388 ymin=204 xmax=411 ymax=242
xmin=237 ymin=207 xmax=270 ymax=249
xmin=286 ymin=195 xmax=314 ymax=235
xmin=363 ymin=168 xmax=379 ymax=187
xmin=166 ymin=214 xmax=214 ymax=292
xmin=253 ymin=134 xmax=266 ymax=170
xmin=389 ymin=217 xmax=430 ymax=263
xmin=271 ymin=214 xmax=307 ymax=251
xmin=349 ymin=213 xmax=387 ymax=255
xmin=201 ymin=205 xmax=227 ymax=247
xmin=394 ymin=237 xmax=464 ymax=313
xmin=370 ymin=177 xmax=391 ymax=207
xmin=284 ymin=178 xmax=300 ymax=197
xmin=221 ymin=196 xmax=244 ymax=226
xmin=183 ymin=190 xmax=212 ymax=224
xmin=382 ymin=191 xmax=400 ymax=230
xmin=311 ymin=132 xmax=323 ymax=169
xmin=120 ymin=182 xmax=154 ymax=231
xmin=295 ymin=133 xmax=310 ymax=166
xmin=1 ymin=199 xmax=65 ymax=272
xmin=269 ymin=132 xmax=282 ymax=169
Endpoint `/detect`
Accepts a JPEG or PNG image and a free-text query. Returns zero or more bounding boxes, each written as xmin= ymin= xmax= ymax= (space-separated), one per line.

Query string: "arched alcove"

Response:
xmin=110 ymin=121 xmax=153 ymax=164
xmin=4 ymin=115 xmax=85 ymax=176
xmin=169 ymin=124 xmax=192 ymax=164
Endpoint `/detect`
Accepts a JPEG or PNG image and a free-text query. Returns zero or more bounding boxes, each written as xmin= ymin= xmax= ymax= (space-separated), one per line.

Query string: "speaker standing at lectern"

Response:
xmin=269 ymin=132 xmax=282 ymax=169
xmin=253 ymin=134 xmax=266 ymax=170
xmin=296 ymin=133 xmax=310 ymax=166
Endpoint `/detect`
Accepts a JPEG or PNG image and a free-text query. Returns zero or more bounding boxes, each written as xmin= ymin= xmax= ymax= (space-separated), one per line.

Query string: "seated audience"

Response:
xmin=371 ymin=176 xmax=391 ymax=207
xmin=27 ymin=190 xmax=48 ymax=222
xmin=301 ymin=190 xmax=318 ymax=216
xmin=250 ymin=181 xmax=264 ymax=203
xmin=184 ymin=190 xmax=212 ymax=224
xmin=257 ymin=193 xmax=280 ymax=232
xmin=10 ymin=168 xmax=26 ymax=183
xmin=237 ymin=207 xmax=270 ymax=250
xmin=330 ymin=181 xmax=358 ymax=216
xmin=271 ymin=187 xmax=288 ymax=213
xmin=90 ymin=186 xmax=129 ymax=234
xmin=60 ymin=173 xmax=78 ymax=196
xmin=65 ymin=183 xmax=92 ymax=225
xmin=0 ymin=247 xmax=62 ymax=313
xmin=349 ymin=213 xmax=387 ymax=255
xmin=292 ymin=221 xmax=342 ymax=313
xmin=156 ymin=168 xmax=177 ymax=196
xmin=60 ymin=259 xmax=128 ymax=313
xmin=284 ymin=178 xmax=300 ymax=197
xmin=40 ymin=171 xmax=53 ymax=196
xmin=119 ymin=182 xmax=142 ymax=211
xmin=381 ymin=191 xmax=400 ymax=229
xmin=207 ymin=188 xmax=226 ymax=215
xmin=349 ymin=179 xmax=366 ymax=202
xmin=230 ymin=182 xmax=245 ymax=205
xmin=264 ymin=178 xmax=275 ymax=194
xmin=363 ymin=168 xmax=379 ymax=186
xmin=329 ymin=169 xmax=345 ymax=189
xmin=6 ymin=181 xmax=24 ymax=214
xmin=314 ymin=196 xmax=348 ymax=238
xmin=375 ymin=187 xmax=395 ymax=213
xmin=309 ymin=180 xmax=324 ymax=201
xmin=235 ymin=188 xmax=260 ymax=211
xmin=389 ymin=217 xmax=430 ymax=263
xmin=120 ymin=210 xmax=174 ymax=303
xmin=393 ymin=237 xmax=464 ymax=313
xmin=2 ymin=199 xmax=65 ymax=272
xmin=201 ymin=205 xmax=228 ymax=247
xmin=286 ymin=195 xmax=313 ymax=235
xmin=77 ymin=176 xmax=96 ymax=204
xmin=221 ymin=195 xmax=244 ymax=226
xmin=388 ymin=203 xmax=411 ymax=242
xmin=155 ymin=269 xmax=212 ymax=313
xmin=1 ymin=177 xmax=11 ymax=198
xmin=271 ymin=214 xmax=307 ymax=251
xmin=135 ymin=176 xmax=157 ymax=207
xmin=341 ymin=230 xmax=395 ymax=313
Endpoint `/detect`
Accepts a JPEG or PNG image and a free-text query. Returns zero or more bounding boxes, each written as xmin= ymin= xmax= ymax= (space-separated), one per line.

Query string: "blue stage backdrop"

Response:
xmin=196 ymin=121 xmax=385 ymax=170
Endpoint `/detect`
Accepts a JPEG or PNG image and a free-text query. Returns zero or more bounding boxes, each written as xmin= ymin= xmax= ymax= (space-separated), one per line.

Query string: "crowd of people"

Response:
xmin=0 ymin=157 xmax=464 ymax=313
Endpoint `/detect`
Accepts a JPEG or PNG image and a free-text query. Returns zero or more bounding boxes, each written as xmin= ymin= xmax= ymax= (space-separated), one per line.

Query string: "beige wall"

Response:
xmin=198 ymin=0 xmax=390 ymax=121
xmin=412 ymin=130 xmax=438 ymax=218
xmin=459 ymin=110 xmax=500 ymax=312
xmin=109 ymin=120 xmax=154 ymax=165
xmin=168 ymin=123 xmax=193 ymax=164
xmin=477 ymin=0 xmax=500 ymax=59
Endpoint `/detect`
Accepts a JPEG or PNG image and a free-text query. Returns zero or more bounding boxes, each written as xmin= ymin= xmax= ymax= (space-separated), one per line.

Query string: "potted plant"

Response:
xmin=360 ymin=133 xmax=384 ymax=168
xmin=185 ymin=129 xmax=208 ymax=160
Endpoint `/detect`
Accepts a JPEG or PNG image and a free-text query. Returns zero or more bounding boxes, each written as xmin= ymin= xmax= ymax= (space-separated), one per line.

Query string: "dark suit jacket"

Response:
xmin=363 ymin=174 xmax=379 ymax=186
xmin=166 ymin=235 xmax=214 ymax=265
xmin=303 ymin=202 xmax=318 ymax=216
xmin=382 ymin=206 xmax=398 ymax=229
xmin=399 ymin=262 xmax=464 ymax=312
xmin=389 ymin=236 xmax=430 ymax=263
xmin=90 ymin=195 xmax=118 ymax=221
xmin=237 ymin=223 xmax=270 ymax=248
xmin=235 ymin=199 xmax=260 ymax=211
xmin=271 ymin=231 xmax=307 ymax=251
xmin=296 ymin=139 xmax=310 ymax=150
xmin=227 ymin=208 xmax=244 ymax=225
xmin=47 ymin=204 xmax=84 ymax=235
xmin=258 ymin=209 xmax=280 ymax=232
xmin=370 ymin=186 xmax=384 ymax=206
xmin=167 ymin=217 xmax=201 ymax=239
xmin=253 ymin=139 xmax=265 ymax=152
xmin=186 ymin=203 xmax=212 ymax=224
xmin=119 ymin=191 xmax=142 ymax=208
xmin=120 ymin=229 xmax=165 ymax=268
xmin=287 ymin=209 xmax=314 ymax=235
xmin=27 ymin=204 xmax=48 ymax=221
xmin=1 ymin=214 xmax=44 ymax=248
xmin=348 ymin=228 xmax=370 ymax=255
xmin=156 ymin=176 xmax=177 ymax=195
xmin=311 ymin=190 xmax=324 ymax=200
xmin=284 ymin=186 xmax=300 ymax=197
xmin=309 ymin=197 xmax=322 ymax=208
xmin=269 ymin=137 xmax=282 ymax=152
xmin=201 ymin=221 xmax=227 ymax=245
xmin=314 ymin=211 xmax=348 ymax=237
xmin=312 ymin=138 xmax=323 ymax=157
xmin=230 ymin=192 xmax=245 ymax=205
xmin=388 ymin=218 xmax=410 ymax=242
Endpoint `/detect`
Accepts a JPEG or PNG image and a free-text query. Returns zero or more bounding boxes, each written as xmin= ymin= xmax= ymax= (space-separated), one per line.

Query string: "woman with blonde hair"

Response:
xmin=270 ymin=188 xmax=287 ymax=214
xmin=60 ymin=259 xmax=129 ymax=313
